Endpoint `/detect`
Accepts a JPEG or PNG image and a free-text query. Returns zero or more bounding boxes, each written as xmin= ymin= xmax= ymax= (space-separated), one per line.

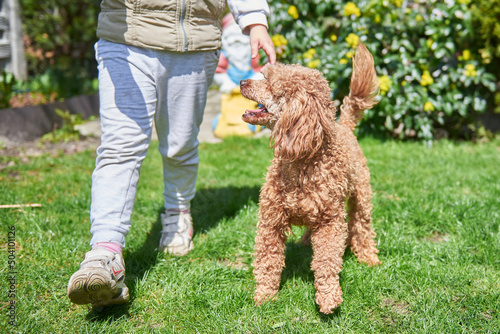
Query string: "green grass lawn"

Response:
xmin=1 ymin=137 xmax=499 ymax=333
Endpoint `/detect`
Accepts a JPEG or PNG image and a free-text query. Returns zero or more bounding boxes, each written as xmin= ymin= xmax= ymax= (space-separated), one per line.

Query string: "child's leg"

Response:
xmin=69 ymin=40 xmax=164 ymax=307
xmin=89 ymin=39 xmax=159 ymax=248
xmin=154 ymin=50 xmax=220 ymax=211
xmin=154 ymin=50 xmax=219 ymax=255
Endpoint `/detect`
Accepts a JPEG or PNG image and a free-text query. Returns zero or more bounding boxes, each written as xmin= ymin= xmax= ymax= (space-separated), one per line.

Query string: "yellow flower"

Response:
xmin=426 ymin=38 xmax=434 ymax=49
xmin=272 ymin=34 xmax=288 ymax=56
xmin=479 ymin=48 xmax=492 ymax=64
xmin=462 ymin=49 xmax=471 ymax=61
xmin=307 ymin=59 xmax=320 ymax=69
xmin=415 ymin=14 xmax=424 ymax=22
xmin=288 ymin=5 xmax=299 ymax=20
xmin=394 ymin=0 xmax=403 ymax=8
xmin=343 ymin=2 xmax=361 ymax=17
xmin=464 ymin=64 xmax=477 ymax=77
xmin=378 ymin=75 xmax=392 ymax=95
xmin=420 ymin=70 xmax=434 ymax=86
xmin=374 ymin=14 xmax=381 ymax=23
xmin=339 ymin=58 xmax=348 ymax=65
xmin=458 ymin=0 xmax=470 ymax=4
xmin=303 ymin=48 xmax=316 ymax=60
xmin=272 ymin=34 xmax=288 ymax=48
xmin=401 ymin=80 xmax=407 ymax=87
xmin=346 ymin=51 xmax=355 ymax=59
xmin=346 ymin=33 xmax=360 ymax=48
xmin=424 ymin=101 xmax=435 ymax=112
xmin=330 ymin=34 xmax=338 ymax=42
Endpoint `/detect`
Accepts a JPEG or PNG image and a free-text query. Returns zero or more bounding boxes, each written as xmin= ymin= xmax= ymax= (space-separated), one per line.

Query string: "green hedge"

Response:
xmin=15 ymin=1 xmax=499 ymax=141
xmin=471 ymin=0 xmax=500 ymax=60
xmin=268 ymin=0 xmax=498 ymax=141
xmin=19 ymin=0 xmax=100 ymax=99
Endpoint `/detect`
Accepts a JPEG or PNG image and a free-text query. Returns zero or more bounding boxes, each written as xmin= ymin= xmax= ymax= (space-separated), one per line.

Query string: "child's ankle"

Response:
xmin=93 ymin=242 xmax=122 ymax=254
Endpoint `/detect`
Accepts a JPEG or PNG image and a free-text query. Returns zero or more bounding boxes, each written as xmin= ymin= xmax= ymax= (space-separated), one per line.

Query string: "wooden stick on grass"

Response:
xmin=0 ymin=203 xmax=42 ymax=208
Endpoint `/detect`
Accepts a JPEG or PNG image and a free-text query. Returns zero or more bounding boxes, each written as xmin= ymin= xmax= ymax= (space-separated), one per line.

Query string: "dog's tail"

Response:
xmin=339 ymin=42 xmax=379 ymax=131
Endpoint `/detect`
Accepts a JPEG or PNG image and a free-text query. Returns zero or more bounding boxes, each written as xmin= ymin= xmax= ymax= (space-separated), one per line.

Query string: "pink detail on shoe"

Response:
xmin=93 ymin=242 xmax=123 ymax=254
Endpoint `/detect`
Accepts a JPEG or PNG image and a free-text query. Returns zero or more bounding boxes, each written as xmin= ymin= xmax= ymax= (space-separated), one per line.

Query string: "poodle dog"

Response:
xmin=240 ymin=43 xmax=381 ymax=314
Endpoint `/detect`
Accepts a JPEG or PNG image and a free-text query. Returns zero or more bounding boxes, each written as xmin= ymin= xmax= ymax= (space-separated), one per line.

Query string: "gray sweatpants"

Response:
xmin=89 ymin=39 xmax=219 ymax=247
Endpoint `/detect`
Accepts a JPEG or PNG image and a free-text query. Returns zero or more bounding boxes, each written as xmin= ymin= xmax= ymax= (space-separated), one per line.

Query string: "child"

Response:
xmin=68 ymin=0 xmax=275 ymax=307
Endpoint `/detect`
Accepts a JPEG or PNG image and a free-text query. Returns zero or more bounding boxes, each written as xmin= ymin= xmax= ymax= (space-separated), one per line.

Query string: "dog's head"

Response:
xmin=241 ymin=64 xmax=335 ymax=162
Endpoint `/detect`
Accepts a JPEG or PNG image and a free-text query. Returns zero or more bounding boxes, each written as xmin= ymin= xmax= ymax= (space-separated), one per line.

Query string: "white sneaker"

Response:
xmin=67 ymin=247 xmax=129 ymax=306
xmin=159 ymin=211 xmax=194 ymax=256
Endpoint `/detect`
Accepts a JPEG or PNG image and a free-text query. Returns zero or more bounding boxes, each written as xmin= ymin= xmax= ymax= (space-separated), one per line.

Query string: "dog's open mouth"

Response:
xmin=244 ymin=105 xmax=268 ymax=117
xmin=242 ymin=104 xmax=272 ymax=126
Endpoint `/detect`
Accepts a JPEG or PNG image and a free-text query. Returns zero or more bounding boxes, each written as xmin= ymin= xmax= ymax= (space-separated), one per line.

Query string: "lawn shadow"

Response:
xmin=280 ymin=238 xmax=356 ymax=317
xmin=190 ymin=185 xmax=261 ymax=234
xmin=126 ymin=185 xmax=260 ymax=299
xmin=85 ymin=185 xmax=260 ymax=321
xmin=86 ymin=303 xmax=130 ymax=323
xmin=281 ymin=239 xmax=315 ymax=284
xmin=281 ymin=240 xmax=357 ymax=285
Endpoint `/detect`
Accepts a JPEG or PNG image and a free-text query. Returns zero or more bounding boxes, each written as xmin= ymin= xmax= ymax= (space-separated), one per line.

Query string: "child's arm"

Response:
xmin=248 ymin=24 xmax=276 ymax=65
xmin=227 ymin=0 xmax=275 ymax=64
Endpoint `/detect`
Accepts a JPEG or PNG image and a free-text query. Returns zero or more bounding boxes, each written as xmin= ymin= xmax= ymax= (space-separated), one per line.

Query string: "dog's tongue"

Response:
xmin=245 ymin=106 xmax=266 ymax=114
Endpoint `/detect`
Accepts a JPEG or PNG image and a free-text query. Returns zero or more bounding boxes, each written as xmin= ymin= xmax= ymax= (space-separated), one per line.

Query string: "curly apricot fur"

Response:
xmin=241 ymin=43 xmax=382 ymax=314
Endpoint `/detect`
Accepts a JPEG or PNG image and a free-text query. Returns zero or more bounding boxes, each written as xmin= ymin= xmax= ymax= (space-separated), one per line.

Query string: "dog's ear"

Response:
xmin=271 ymin=90 xmax=333 ymax=162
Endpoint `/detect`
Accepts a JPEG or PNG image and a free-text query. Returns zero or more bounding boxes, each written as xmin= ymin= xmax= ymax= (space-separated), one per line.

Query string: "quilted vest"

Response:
xmin=97 ymin=0 xmax=226 ymax=51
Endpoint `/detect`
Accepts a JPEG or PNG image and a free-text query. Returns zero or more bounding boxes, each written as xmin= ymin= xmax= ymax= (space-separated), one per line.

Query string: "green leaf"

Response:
xmin=384 ymin=116 xmax=394 ymax=130
xmin=435 ymin=48 xmax=447 ymax=59
xmin=400 ymin=39 xmax=416 ymax=53
xmin=444 ymin=41 xmax=455 ymax=52
xmin=425 ymin=27 xmax=437 ymax=35
xmin=480 ymin=77 xmax=496 ymax=92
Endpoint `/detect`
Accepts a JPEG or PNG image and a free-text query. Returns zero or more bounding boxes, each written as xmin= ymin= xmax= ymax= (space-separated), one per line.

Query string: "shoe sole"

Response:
xmin=68 ymin=268 xmax=129 ymax=306
xmin=161 ymin=240 xmax=194 ymax=256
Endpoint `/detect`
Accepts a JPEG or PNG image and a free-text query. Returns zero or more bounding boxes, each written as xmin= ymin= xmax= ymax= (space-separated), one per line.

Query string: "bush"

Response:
xmin=470 ymin=0 xmax=500 ymax=60
xmin=19 ymin=0 xmax=100 ymax=99
xmin=470 ymin=0 xmax=500 ymax=114
xmin=268 ymin=0 xmax=497 ymax=141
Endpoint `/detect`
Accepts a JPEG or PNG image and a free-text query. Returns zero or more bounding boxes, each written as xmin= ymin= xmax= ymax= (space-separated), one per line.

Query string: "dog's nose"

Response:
xmin=240 ymin=80 xmax=247 ymax=86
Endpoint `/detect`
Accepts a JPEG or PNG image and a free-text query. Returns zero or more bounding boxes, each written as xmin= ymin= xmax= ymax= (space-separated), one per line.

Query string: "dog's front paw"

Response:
xmin=254 ymin=288 xmax=278 ymax=305
xmin=367 ymin=256 xmax=382 ymax=267
xmin=316 ymin=292 xmax=343 ymax=314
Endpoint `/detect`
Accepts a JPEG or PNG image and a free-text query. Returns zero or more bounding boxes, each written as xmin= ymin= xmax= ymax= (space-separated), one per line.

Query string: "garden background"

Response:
xmin=1 ymin=0 xmax=500 ymax=333
xmin=6 ymin=0 xmax=500 ymax=142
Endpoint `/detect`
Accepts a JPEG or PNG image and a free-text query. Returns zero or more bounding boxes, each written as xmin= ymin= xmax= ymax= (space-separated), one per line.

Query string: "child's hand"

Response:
xmin=248 ymin=24 xmax=276 ymax=65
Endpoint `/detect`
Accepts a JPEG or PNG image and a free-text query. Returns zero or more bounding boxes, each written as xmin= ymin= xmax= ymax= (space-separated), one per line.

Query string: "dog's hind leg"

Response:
xmin=347 ymin=168 xmax=381 ymax=267
xmin=310 ymin=216 xmax=348 ymax=314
